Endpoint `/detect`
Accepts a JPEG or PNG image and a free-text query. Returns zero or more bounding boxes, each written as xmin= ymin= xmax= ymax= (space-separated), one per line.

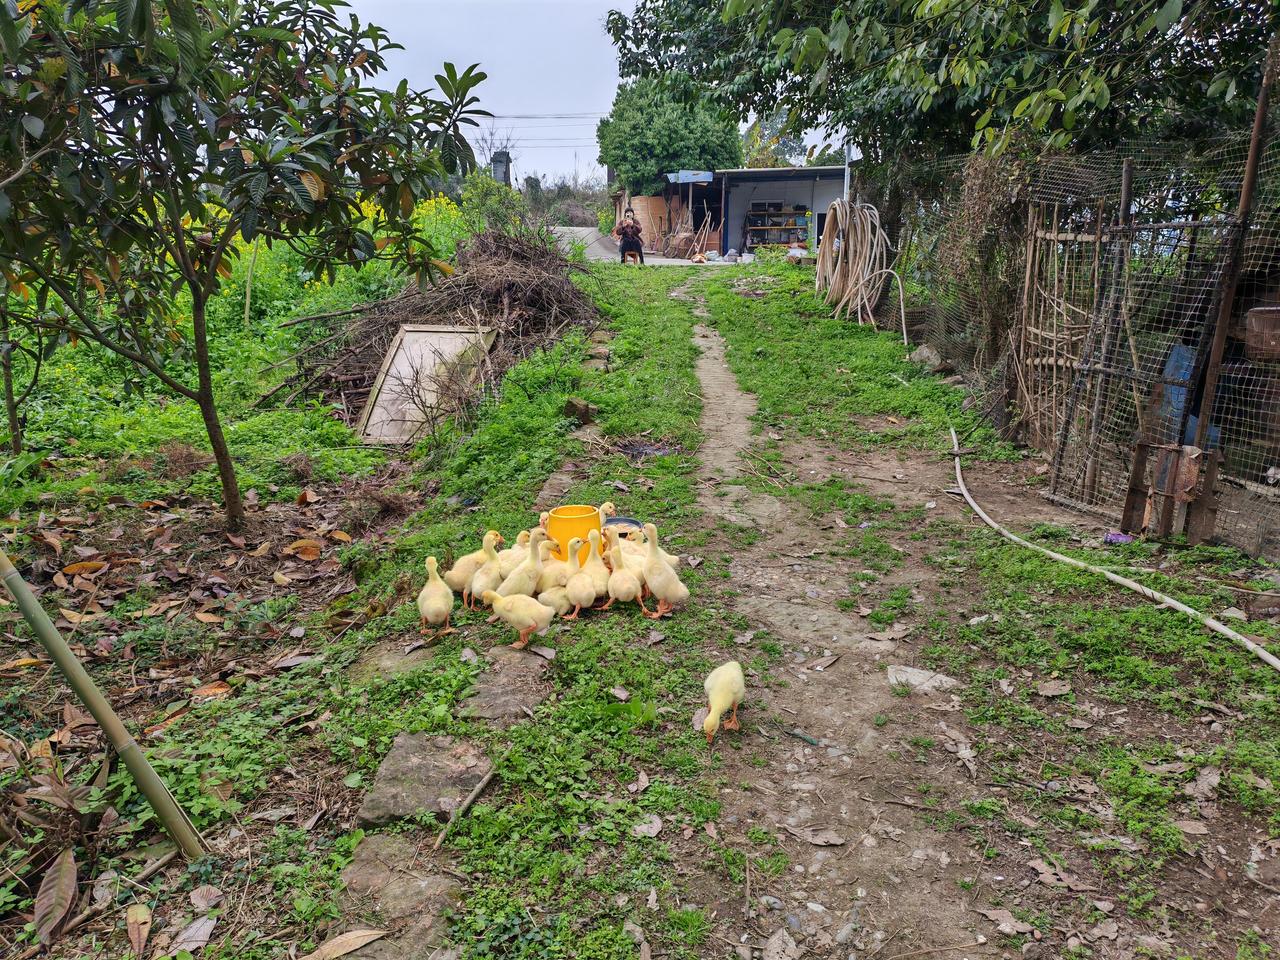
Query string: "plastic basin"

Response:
xmin=547 ymin=505 xmax=600 ymax=564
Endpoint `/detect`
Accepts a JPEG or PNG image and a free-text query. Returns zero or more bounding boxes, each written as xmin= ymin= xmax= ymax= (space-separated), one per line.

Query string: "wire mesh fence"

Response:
xmin=879 ymin=125 xmax=1280 ymax=556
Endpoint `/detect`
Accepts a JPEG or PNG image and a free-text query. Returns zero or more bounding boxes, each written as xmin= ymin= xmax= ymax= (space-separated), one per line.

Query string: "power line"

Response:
xmin=487 ymin=112 xmax=606 ymax=119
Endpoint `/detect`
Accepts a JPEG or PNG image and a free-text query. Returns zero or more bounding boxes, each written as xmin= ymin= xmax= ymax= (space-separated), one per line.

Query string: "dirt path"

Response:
xmin=684 ymin=303 xmax=1001 ymax=956
xmin=676 ymin=266 xmax=1280 ymax=960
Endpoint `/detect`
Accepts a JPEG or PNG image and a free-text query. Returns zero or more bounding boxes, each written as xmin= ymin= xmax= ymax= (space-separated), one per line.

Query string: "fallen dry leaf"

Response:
xmin=691 ymin=706 xmax=709 ymax=732
xmin=288 ymin=538 xmax=324 ymax=561
xmin=784 ymin=824 xmax=846 ymax=846
xmin=298 ymin=929 xmax=386 ymax=960
xmin=169 ymin=915 xmax=216 ymax=955
xmin=1036 ymin=678 xmax=1072 ymax=697
xmin=1184 ymin=766 xmax=1221 ymax=801
xmin=703 ymin=821 xmax=718 ymax=840
xmin=61 ymin=560 xmax=107 ymax=576
xmin=1086 ymin=919 xmax=1119 ymax=942
xmin=763 ymin=927 xmax=801 ymax=960
xmin=189 ymin=885 xmax=223 ymax=911
xmin=626 ymin=770 xmax=650 ymax=794
xmin=58 ymin=607 xmax=102 ymax=625
xmin=977 ymin=908 xmax=1034 ymax=936
xmin=34 ymin=847 xmax=77 ymax=944
xmin=1028 ymin=857 xmax=1095 ymax=891
xmin=126 ymin=903 xmax=152 ymax=955
xmin=191 ymin=681 xmax=232 ymax=701
xmin=193 ymin=611 xmax=224 ymax=625
xmin=331 ymin=530 xmax=352 ymax=543
xmin=0 ymin=657 xmax=46 ymax=672
xmin=632 ymin=814 xmax=662 ymax=838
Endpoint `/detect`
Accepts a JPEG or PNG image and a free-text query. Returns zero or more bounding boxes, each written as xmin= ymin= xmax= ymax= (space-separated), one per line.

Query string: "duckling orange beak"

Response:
xmin=705 ymin=730 xmax=715 ymax=746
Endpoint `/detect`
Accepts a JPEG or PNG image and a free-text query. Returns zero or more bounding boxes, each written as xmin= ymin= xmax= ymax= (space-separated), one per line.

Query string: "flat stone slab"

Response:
xmin=720 ymin=484 xmax=786 ymax=529
xmin=356 ymin=734 xmax=492 ymax=827
xmin=340 ymin=833 xmax=461 ymax=959
xmin=886 ymin=664 xmax=959 ymax=694
xmin=461 ymin=645 xmax=550 ymax=725
xmin=349 ymin=639 xmax=437 ymax=682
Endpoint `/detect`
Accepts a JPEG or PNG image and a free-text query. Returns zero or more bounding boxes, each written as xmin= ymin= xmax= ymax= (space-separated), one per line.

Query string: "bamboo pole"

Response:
xmin=0 ymin=551 xmax=206 ymax=859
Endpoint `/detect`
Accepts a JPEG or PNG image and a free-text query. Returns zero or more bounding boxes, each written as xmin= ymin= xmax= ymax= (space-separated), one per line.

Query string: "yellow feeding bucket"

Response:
xmin=546 ymin=505 xmax=600 ymax=564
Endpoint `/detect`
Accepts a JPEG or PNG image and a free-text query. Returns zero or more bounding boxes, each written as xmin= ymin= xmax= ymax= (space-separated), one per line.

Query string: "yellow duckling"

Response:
xmin=603 ymin=543 xmax=648 ymax=613
xmin=641 ymin=523 xmax=689 ymax=619
xmin=598 ymin=501 xmax=618 ymax=525
xmin=626 ymin=527 xmax=680 ymax=569
xmin=467 ymin=533 xmax=504 ymax=609
xmin=497 ymin=528 xmax=549 ymax=598
xmin=563 ymin=537 xmax=599 ymax=620
xmin=703 ymin=660 xmax=746 ymax=744
xmin=536 ymin=540 xmax=570 ymax=593
xmin=537 ymin=585 xmax=572 ymax=617
xmin=605 ymin=528 xmax=647 ymax=580
xmin=497 ymin=530 xmax=531 ymax=579
xmin=583 ymin=530 xmax=611 ymax=596
xmin=416 ymin=557 xmax=454 ymax=633
xmin=481 ymin=590 xmax=555 ymax=649
xmin=444 ymin=530 xmax=503 ymax=592
xmin=538 ymin=511 xmax=550 ymax=530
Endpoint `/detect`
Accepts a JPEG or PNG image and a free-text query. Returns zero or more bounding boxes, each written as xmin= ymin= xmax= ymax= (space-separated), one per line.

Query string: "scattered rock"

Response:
xmin=349 ymin=640 xmax=436 ymax=681
xmin=886 ymin=664 xmax=958 ymax=693
xmin=356 ymin=735 xmax=492 ymax=827
xmin=461 ymin=645 xmax=550 ymax=725
xmin=909 ymin=343 xmax=952 ymax=373
xmin=761 ymin=896 xmax=784 ymax=910
xmin=339 ymin=834 xmax=462 ymax=958
xmin=562 ymin=396 xmax=598 ymax=425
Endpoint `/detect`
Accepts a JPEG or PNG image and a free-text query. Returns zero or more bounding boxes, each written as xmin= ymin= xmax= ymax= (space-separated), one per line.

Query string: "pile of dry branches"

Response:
xmin=262 ymin=227 xmax=599 ymax=431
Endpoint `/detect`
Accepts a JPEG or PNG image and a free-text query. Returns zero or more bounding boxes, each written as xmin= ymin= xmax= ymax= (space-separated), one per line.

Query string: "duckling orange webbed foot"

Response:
xmin=723 ymin=705 xmax=740 ymax=732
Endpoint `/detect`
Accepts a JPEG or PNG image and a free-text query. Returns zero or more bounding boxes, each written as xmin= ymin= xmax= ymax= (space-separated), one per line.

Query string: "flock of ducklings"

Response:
xmin=415 ymin=503 xmax=689 ymax=650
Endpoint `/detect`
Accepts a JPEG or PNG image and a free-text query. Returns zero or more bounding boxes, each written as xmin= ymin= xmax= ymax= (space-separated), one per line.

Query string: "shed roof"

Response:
xmin=716 ymin=165 xmax=845 ymax=181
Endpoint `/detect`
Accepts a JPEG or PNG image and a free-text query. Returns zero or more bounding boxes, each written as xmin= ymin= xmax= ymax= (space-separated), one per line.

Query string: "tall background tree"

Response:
xmin=597 ymin=79 xmax=742 ymax=195
xmin=0 ymin=0 xmax=487 ymax=528
xmin=742 ymin=111 xmax=806 ymax=168
xmin=608 ymin=0 xmax=1277 ymax=162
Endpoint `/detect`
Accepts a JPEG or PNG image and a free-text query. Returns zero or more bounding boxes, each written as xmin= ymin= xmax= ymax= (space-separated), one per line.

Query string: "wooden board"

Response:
xmin=357 ymin=324 xmax=495 ymax=444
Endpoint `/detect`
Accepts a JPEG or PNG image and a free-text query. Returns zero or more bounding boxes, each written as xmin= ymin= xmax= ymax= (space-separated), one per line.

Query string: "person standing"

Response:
xmin=613 ymin=208 xmax=645 ymax=264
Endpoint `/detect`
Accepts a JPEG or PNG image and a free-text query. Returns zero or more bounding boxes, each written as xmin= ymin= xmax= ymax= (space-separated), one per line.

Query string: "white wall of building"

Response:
xmin=723 ymin=174 xmax=845 ymax=254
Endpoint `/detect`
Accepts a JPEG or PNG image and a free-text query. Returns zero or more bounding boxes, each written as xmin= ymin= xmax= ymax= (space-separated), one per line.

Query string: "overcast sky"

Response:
xmin=346 ymin=0 xmax=629 ymax=183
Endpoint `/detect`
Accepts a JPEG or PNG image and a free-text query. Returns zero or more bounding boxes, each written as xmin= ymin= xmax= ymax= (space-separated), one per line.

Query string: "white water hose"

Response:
xmin=949 ymin=427 xmax=1280 ymax=675
xmin=815 ymin=199 xmax=909 ymax=345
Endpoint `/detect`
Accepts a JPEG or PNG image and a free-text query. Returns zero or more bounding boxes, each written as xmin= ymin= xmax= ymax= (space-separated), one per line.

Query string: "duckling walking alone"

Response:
xmin=703 ymin=660 xmax=746 ymax=745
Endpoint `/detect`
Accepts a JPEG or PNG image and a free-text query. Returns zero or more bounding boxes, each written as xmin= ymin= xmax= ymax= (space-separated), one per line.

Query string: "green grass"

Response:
xmin=702 ymin=263 xmax=1015 ymax=458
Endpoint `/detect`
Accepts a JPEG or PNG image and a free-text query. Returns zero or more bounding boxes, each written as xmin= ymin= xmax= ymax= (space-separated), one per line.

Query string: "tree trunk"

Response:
xmin=1 ymin=317 xmax=22 ymax=455
xmin=190 ymin=295 xmax=245 ymax=530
